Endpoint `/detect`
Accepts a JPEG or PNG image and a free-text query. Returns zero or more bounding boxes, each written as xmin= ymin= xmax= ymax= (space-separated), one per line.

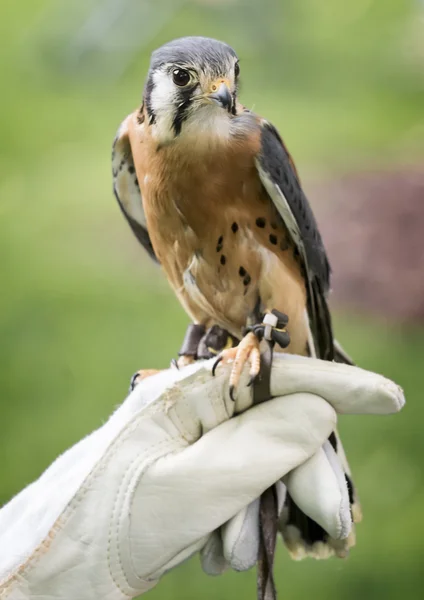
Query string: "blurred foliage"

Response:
xmin=1 ymin=0 xmax=423 ymax=598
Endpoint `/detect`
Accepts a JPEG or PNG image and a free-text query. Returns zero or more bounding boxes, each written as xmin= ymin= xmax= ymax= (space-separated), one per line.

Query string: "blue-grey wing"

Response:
xmin=255 ymin=120 xmax=333 ymax=360
xmin=112 ymin=116 xmax=158 ymax=263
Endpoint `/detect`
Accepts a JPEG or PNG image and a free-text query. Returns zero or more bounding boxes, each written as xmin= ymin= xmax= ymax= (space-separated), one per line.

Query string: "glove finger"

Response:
xmin=132 ymin=393 xmax=336 ymax=574
xmin=200 ymin=530 xmax=228 ymax=576
xmin=221 ymin=480 xmax=286 ymax=572
xmin=284 ymin=440 xmax=351 ymax=540
xmin=269 ymin=354 xmax=405 ymax=415
xmin=221 ymin=498 xmax=260 ymax=571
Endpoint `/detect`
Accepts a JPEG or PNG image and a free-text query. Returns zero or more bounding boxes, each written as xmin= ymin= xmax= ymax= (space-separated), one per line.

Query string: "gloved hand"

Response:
xmin=0 ymin=355 xmax=404 ymax=600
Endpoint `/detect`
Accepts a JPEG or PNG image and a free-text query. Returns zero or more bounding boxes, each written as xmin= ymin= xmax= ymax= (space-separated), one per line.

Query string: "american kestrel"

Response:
xmin=112 ymin=36 xmax=360 ymax=559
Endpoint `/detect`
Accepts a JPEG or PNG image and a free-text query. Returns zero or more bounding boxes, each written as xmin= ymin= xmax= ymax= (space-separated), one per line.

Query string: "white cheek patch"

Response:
xmin=150 ymin=70 xmax=177 ymax=143
xmin=148 ymin=69 xmax=232 ymax=146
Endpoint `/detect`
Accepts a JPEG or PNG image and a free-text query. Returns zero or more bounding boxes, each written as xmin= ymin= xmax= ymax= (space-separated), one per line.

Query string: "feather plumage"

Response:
xmin=112 ymin=36 xmax=359 ymax=561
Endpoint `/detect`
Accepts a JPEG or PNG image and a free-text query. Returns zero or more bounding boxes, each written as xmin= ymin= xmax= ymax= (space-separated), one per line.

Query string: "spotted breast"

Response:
xmin=127 ymin=111 xmax=308 ymax=354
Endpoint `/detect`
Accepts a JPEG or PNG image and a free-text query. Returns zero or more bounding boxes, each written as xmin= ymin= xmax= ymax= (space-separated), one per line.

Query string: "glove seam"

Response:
xmin=212 ymin=379 xmax=233 ymax=424
xmin=169 ymin=395 xmax=197 ymax=442
xmin=0 ymin=411 xmax=182 ymax=597
xmin=108 ymin=437 xmax=185 ymax=595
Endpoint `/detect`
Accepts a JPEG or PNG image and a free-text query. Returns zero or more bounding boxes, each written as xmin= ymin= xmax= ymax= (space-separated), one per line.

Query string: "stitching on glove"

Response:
xmin=0 ymin=511 xmax=67 ymax=596
xmin=0 ymin=411 xmax=182 ymax=597
xmin=168 ymin=394 xmax=195 ymax=442
xmin=108 ymin=437 xmax=182 ymax=595
xmin=170 ymin=371 xmax=232 ymax=438
xmin=211 ymin=378 xmax=233 ymax=423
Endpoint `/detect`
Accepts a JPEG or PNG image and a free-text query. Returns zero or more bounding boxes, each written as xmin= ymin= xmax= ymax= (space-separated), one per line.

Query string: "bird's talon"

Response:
xmin=129 ymin=372 xmax=140 ymax=391
xmin=229 ymin=385 xmax=236 ymax=402
xmin=212 ymin=355 xmax=223 ymax=377
xmin=129 ymin=369 xmax=161 ymax=391
xmin=212 ymin=332 xmax=261 ymax=399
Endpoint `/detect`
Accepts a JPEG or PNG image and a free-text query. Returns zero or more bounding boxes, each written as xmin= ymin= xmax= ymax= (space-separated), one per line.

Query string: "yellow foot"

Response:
xmin=212 ymin=331 xmax=261 ymax=401
xmin=130 ymin=369 xmax=161 ymax=390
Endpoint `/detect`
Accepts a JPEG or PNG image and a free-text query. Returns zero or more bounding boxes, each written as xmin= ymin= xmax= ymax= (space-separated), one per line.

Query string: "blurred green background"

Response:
xmin=1 ymin=0 xmax=423 ymax=598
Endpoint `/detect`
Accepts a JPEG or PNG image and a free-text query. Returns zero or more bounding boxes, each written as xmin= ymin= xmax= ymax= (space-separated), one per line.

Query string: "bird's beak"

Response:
xmin=208 ymin=80 xmax=233 ymax=112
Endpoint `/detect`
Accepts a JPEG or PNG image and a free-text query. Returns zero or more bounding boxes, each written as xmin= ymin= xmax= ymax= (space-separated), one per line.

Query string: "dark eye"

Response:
xmin=172 ymin=68 xmax=191 ymax=86
xmin=234 ymin=62 xmax=240 ymax=78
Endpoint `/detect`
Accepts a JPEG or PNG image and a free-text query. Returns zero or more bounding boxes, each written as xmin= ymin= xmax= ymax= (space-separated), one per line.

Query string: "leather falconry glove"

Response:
xmin=0 ymin=355 xmax=404 ymax=600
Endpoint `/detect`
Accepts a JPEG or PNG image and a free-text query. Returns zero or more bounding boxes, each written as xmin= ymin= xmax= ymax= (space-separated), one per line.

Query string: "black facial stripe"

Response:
xmin=144 ymin=76 xmax=156 ymax=125
xmin=231 ymin=91 xmax=237 ymax=115
xmin=172 ymin=85 xmax=197 ymax=136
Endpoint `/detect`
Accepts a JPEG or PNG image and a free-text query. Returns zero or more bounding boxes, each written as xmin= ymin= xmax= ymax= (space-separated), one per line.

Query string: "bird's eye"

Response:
xmin=172 ymin=68 xmax=191 ymax=87
xmin=234 ymin=62 xmax=240 ymax=78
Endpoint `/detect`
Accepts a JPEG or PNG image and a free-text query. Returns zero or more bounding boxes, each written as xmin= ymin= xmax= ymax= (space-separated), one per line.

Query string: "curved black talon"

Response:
xmin=212 ymin=355 xmax=223 ymax=377
xmin=229 ymin=385 xmax=236 ymax=402
xmin=129 ymin=372 xmax=140 ymax=392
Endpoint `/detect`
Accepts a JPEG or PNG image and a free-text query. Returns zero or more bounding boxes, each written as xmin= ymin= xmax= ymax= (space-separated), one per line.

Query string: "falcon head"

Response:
xmin=143 ymin=37 xmax=240 ymax=144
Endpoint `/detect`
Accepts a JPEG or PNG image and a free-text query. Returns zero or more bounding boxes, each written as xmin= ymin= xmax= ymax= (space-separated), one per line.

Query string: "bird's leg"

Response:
xmin=213 ymin=309 xmax=290 ymax=401
xmin=129 ymin=328 xmax=197 ymax=391
xmin=250 ymin=309 xmax=291 ymax=349
xmin=176 ymin=323 xmax=239 ymax=366
xmin=197 ymin=325 xmax=239 ymax=359
xmin=129 ymin=324 xmax=203 ymax=391
xmin=129 ymin=325 xmax=237 ymax=392
xmin=128 ymin=325 xmax=203 ymax=386
xmin=176 ymin=323 xmax=207 ymax=368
